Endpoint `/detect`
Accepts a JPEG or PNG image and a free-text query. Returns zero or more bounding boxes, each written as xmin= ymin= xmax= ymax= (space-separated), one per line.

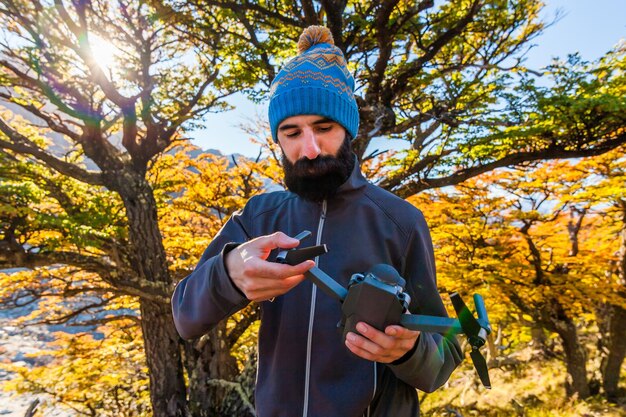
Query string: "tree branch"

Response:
xmin=0 ymin=93 xmax=81 ymax=141
xmin=0 ymin=59 xmax=97 ymax=123
xmin=161 ymin=70 xmax=220 ymax=143
xmin=0 ymin=117 xmax=104 ymax=185
xmin=227 ymin=306 xmax=260 ymax=346
xmin=300 ymin=0 xmax=319 ymax=26
xmin=386 ymin=0 xmax=483 ymax=102
xmin=54 ymin=0 xmax=135 ymax=109
xmin=0 ymin=244 xmax=170 ymax=303
xmin=386 ymin=132 xmax=626 ymax=198
xmin=365 ymin=0 xmax=400 ymax=102
xmin=197 ymin=0 xmax=302 ymax=27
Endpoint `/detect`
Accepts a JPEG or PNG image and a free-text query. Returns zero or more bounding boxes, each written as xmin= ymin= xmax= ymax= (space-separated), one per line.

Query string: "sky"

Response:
xmin=191 ymin=0 xmax=626 ymax=158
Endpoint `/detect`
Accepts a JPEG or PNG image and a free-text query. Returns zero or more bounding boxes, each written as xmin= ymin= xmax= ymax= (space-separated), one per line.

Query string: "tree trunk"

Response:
xmin=602 ymin=209 xmax=626 ymax=399
xmin=231 ymin=351 xmax=257 ymax=416
xmin=116 ymin=175 xmax=188 ymax=417
xmin=553 ymin=317 xmax=591 ymax=399
xmin=602 ymin=304 xmax=626 ymax=400
xmin=141 ymin=300 xmax=188 ymax=416
xmin=108 ymin=165 xmax=257 ymax=416
xmin=182 ymin=324 xmax=255 ymax=417
xmin=530 ymin=324 xmax=551 ymax=356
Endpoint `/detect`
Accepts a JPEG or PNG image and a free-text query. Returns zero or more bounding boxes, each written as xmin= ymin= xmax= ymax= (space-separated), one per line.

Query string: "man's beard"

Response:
xmin=282 ymin=137 xmax=355 ymax=202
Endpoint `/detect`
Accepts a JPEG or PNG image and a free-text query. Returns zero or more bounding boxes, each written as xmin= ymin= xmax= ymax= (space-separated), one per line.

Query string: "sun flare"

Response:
xmin=89 ymin=34 xmax=119 ymax=72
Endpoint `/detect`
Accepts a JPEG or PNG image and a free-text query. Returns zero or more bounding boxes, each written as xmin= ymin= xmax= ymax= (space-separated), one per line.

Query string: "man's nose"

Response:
xmin=301 ymin=129 xmax=321 ymax=160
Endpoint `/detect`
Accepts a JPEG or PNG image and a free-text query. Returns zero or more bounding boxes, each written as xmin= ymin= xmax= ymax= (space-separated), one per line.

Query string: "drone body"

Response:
xmin=340 ymin=268 xmax=409 ymax=342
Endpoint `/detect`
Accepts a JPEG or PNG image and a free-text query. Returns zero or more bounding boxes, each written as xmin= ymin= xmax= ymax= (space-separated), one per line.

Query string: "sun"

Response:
xmin=88 ymin=34 xmax=119 ymax=72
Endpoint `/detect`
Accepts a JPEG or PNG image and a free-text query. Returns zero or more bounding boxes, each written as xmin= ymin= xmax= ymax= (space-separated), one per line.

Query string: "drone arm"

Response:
xmin=474 ymin=294 xmax=491 ymax=333
xmin=399 ymin=314 xmax=463 ymax=335
xmin=305 ymin=267 xmax=348 ymax=303
xmin=275 ymin=238 xmax=347 ymax=303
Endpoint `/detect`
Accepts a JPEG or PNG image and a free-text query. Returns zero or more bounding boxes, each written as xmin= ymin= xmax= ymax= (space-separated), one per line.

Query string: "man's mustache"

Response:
xmin=289 ymin=155 xmax=341 ymax=175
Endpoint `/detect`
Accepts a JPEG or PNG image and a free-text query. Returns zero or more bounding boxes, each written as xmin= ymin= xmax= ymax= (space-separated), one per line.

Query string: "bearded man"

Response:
xmin=172 ymin=25 xmax=462 ymax=417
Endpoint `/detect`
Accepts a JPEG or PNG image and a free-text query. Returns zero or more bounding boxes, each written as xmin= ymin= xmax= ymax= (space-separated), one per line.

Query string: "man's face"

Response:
xmin=277 ymin=115 xmax=354 ymax=202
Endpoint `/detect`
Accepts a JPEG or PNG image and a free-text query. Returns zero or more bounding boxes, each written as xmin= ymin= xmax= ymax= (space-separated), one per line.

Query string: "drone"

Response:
xmin=276 ymin=230 xmax=493 ymax=389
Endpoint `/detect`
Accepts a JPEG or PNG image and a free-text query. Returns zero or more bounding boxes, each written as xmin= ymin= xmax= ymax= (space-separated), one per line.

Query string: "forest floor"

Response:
xmin=422 ymin=346 xmax=626 ymax=417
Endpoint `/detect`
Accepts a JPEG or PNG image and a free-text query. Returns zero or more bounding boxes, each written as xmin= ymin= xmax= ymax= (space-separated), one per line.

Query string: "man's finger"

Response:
xmin=247 ymin=274 xmax=308 ymax=302
xmin=253 ymin=258 xmax=315 ymax=279
xmin=385 ymin=325 xmax=420 ymax=339
xmin=345 ymin=338 xmax=378 ymax=362
xmin=345 ymin=331 xmax=384 ymax=357
xmin=253 ymin=231 xmax=301 ymax=251
xmin=251 ymin=273 xmax=308 ymax=293
xmin=356 ymin=322 xmax=395 ymax=350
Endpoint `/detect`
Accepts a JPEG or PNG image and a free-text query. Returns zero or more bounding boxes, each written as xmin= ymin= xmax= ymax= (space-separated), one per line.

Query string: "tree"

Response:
xmin=0 ymin=140 xmax=264 ymax=415
xmin=412 ymin=161 xmax=624 ymax=399
xmin=570 ymin=147 xmax=626 ymax=400
xmin=0 ymin=1 xmax=252 ymax=415
xmin=492 ymin=165 xmax=593 ymax=398
xmin=153 ymin=146 xmax=264 ymax=416
xmin=2 ymin=316 xmax=152 ymax=416
xmin=158 ymin=0 xmax=626 ymax=196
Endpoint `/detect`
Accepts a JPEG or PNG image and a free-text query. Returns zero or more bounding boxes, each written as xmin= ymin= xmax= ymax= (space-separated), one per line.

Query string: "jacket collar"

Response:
xmin=335 ymin=154 xmax=368 ymax=195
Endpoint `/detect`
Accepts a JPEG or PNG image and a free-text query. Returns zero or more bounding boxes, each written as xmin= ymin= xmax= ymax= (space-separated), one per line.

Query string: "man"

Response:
xmin=172 ymin=26 xmax=462 ymax=417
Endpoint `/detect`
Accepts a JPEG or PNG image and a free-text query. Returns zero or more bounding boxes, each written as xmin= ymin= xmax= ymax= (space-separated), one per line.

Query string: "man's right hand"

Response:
xmin=225 ymin=232 xmax=315 ymax=302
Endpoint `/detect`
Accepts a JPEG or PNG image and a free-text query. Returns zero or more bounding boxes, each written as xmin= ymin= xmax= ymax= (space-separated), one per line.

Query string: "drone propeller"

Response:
xmin=279 ymin=244 xmax=328 ymax=265
xmin=449 ymin=293 xmax=483 ymax=342
xmin=449 ymin=292 xmax=491 ymax=389
xmin=470 ymin=347 xmax=491 ymax=389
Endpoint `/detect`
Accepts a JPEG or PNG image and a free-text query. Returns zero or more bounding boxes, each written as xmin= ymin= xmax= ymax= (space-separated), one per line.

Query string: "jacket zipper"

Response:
xmin=366 ymin=363 xmax=377 ymax=416
xmin=302 ymin=199 xmax=327 ymax=417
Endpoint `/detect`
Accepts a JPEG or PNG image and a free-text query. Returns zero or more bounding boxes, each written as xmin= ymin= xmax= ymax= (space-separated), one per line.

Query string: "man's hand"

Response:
xmin=345 ymin=322 xmax=420 ymax=363
xmin=225 ymin=232 xmax=315 ymax=302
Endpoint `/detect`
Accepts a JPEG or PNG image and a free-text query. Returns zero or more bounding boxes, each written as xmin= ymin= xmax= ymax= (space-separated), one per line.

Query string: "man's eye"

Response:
xmin=285 ymin=131 xmax=300 ymax=138
xmin=317 ymin=125 xmax=333 ymax=132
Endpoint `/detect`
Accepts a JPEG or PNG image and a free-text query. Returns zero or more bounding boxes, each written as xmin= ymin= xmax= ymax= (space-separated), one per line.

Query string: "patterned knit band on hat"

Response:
xmin=268 ymin=26 xmax=359 ymax=142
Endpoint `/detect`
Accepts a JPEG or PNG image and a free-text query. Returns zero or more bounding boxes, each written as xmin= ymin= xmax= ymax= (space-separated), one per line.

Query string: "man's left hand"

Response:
xmin=345 ymin=322 xmax=420 ymax=363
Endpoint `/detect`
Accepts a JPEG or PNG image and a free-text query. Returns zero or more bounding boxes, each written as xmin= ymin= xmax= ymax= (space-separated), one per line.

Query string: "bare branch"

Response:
xmin=192 ymin=0 xmax=302 ymax=27
xmin=161 ymin=70 xmax=220 ymax=144
xmin=385 ymin=0 xmax=483 ymax=102
xmin=227 ymin=306 xmax=260 ymax=346
xmin=54 ymin=0 xmax=135 ymax=108
xmin=0 ymin=59 xmax=97 ymax=123
xmin=0 ymin=92 xmax=81 ymax=141
xmin=385 ymin=132 xmax=626 ymax=198
xmin=0 ymin=117 xmax=104 ymax=185
xmin=0 ymin=244 xmax=170 ymax=303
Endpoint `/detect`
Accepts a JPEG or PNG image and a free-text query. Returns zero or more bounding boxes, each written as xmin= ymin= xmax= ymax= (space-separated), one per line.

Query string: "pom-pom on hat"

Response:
xmin=268 ymin=26 xmax=359 ymax=142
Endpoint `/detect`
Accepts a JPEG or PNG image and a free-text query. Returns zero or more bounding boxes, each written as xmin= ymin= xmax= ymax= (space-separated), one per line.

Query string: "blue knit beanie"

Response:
xmin=268 ymin=26 xmax=359 ymax=142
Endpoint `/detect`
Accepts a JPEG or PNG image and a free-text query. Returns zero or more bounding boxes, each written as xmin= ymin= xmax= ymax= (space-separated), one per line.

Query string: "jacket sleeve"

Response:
xmin=171 ymin=204 xmax=253 ymax=340
xmin=387 ymin=210 xmax=464 ymax=392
